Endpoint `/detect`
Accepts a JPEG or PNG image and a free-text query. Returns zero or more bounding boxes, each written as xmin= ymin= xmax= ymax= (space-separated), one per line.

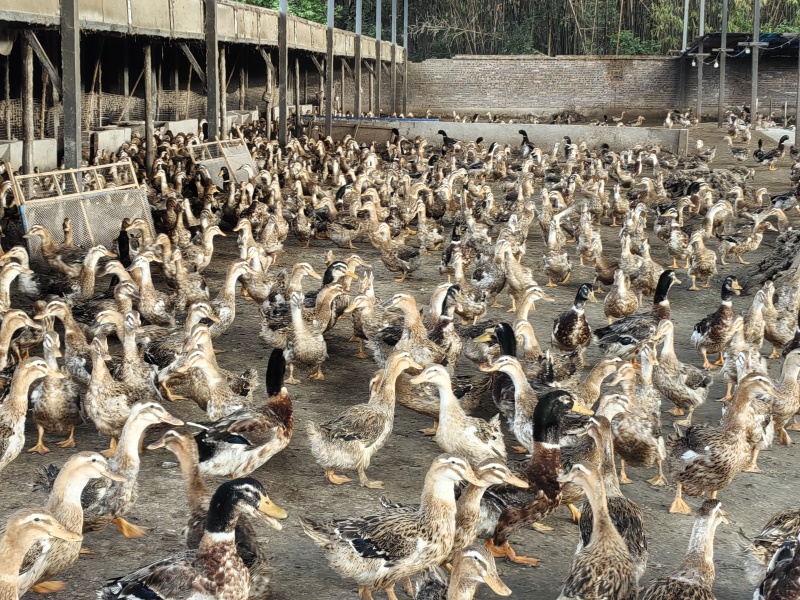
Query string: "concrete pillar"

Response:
xmin=354 ymin=0 xmax=362 ymax=116
xmin=220 ymin=44 xmax=227 ymax=139
xmin=205 ymin=0 xmax=220 ymax=139
xmin=391 ymin=0 xmax=397 ymax=115
xmin=278 ymin=0 xmax=288 ymax=146
xmin=375 ymin=0 xmax=381 ymax=116
xmin=751 ymin=0 xmax=761 ymax=124
xmin=325 ymin=0 xmax=334 ymax=136
xmin=61 ymin=0 xmax=82 ymax=169
xmin=294 ymin=57 xmax=301 ymax=133
xmin=718 ymin=0 xmax=728 ymax=127
xmin=403 ymin=0 xmax=408 ymax=115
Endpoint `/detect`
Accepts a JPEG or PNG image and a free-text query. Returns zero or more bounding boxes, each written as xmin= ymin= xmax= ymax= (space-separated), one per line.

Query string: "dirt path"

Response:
xmin=1 ymin=122 xmax=798 ymax=599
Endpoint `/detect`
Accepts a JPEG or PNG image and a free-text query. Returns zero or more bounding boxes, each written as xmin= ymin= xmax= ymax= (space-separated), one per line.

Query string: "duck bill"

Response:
xmin=571 ymin=402 xmax=594 ymax=416
xmin=479 ymin=362 xmax=499 ymax=373
xmin=503 ymin=474 xmax=530 ymax=489
xmin=408 ymin=373 xmax=429 ymax=386
xmin=406 ymin=359 xmax=424 ymax=371
xmin=473 ymin=332 xmax=494 ymax=344
xmin=146 ymin=432 xmax=170 ymax=451
xmin=51 ymin=525 xmax=83 ymax=543
xmin=731 ymin=280 xmax=743 ymax=293
xmin=483 ymin=571 xmax=512 ymax=596
xmin=587 ymin=290 xmax=597 ymax=303
xmin=345 ymin=270 xmax=359 ymax=280
xmin=100 ymin=468 xmax=126 ymax=483
xmin=343 ymin=303 xmax=359 ymax=314
xmin=308 ymin=269 xmax=323 ymax=280
xmin=257 ymin=494 xmax=288 ymax=530
xmin=160 ymin=413 xmax=185 ymax=427
xmin=47 ymin=367 xmax=65 ymax=379
xmin=461 ymin=464 xmax=485 ymax=487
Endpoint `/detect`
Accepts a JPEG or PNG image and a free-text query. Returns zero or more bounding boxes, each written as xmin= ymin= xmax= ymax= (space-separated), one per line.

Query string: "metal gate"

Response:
xmin=187 ymin=139 xmax=256 ymax=188
xmin=10 ymin=159 xmax=155 ymax=267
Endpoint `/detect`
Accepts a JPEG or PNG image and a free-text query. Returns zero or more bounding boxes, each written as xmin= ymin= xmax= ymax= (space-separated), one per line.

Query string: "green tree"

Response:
xmin=243 ymin=0 xmax=338 ymax=24
xmin=611 ymin=30 xmax=661 ymax=55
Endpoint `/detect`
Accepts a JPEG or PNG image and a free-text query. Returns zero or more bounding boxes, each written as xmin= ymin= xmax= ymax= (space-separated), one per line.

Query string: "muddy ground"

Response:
xmin=1 ymin=122 xmax=798 ymax=599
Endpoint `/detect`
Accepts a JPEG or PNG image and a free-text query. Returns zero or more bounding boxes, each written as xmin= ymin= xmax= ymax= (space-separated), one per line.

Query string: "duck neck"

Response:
xmin=373 ymin=362 xmax=406 ymax=412
xmin=48 ymin=467 xmax=95 ymax=510
xmin=0 ymin=321 xmax=20 ymax=371
xmin=676 ymin=518 xmax=718 ymax=587
xmin=219 ymin=266 xmax=244 ymax=300
xmin=503 ymin=363 xmax=536 ymax=406
xmin=435 ymin=379 xmax=464 ymax=419
xmin=0 ymin=531 xmax=36 ymax=590
xmin=111 ymin=416 xmax=151 ymax=474
xmin=6 ymin=368 xmax=39 ymax=417
xmin=516 ymin=294 xmax=537 ymax=322
xmin=174 ymin=444 xmax=209 ymax=513
xmin=584 ymin=475 xmax=620 ymax=545
xmin=78 ymin=252 xmax=103 ymax=297
xmin=660 ymin=330 xmax=676 ymax=360
xmin=419 ymin=471 xmax=458 ymax=527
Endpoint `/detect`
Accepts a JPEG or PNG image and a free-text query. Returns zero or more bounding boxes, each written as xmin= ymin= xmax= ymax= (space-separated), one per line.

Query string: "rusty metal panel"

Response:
xmin=131 ymin=0 xmax=170 ymax=32
xmin=172 ymin=0 xmax=204 ymax=38
xmin=259 ymin=11 xmax=278 ymax=45
xmin=217 ymin=3 xmax=236 ymax=39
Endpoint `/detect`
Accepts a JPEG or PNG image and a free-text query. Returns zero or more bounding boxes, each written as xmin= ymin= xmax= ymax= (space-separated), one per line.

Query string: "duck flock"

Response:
xmin=0 ymin=111 xmax=799 ymax=600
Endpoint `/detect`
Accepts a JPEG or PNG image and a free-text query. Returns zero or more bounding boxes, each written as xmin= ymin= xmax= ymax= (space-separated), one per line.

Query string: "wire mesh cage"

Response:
xmin=10 ymin=160 xmax=155 ymax=268
xmin=186 ymin=139 xmax=256 ymax=188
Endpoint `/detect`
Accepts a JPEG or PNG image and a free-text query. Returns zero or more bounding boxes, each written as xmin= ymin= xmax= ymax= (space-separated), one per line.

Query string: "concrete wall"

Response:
xmin=0 ymin=139 xmax=58 ymax=171
xmin=331 ymin=120 xmax=688 ymax=154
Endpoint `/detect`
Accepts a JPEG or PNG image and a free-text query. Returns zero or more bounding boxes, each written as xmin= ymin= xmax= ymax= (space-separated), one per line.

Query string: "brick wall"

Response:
xmin=404 ymin=54 xmax=798 ymax=119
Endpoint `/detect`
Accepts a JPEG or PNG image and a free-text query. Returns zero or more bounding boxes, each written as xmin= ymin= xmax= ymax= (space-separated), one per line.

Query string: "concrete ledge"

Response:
xmin=162 ymin=119 xmax=199 ymax=135
xmin=332 ymin=120 xmax=689 ymax=155
xmin=91 ymin=127 xmax=132 ymax=155
xmin=0 ymin=139 xmax=58 ymax=171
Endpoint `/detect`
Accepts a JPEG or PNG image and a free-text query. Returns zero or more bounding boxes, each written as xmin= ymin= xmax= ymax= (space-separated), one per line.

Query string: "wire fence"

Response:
xmin=0 ymin=86 xmax=274 ymax=142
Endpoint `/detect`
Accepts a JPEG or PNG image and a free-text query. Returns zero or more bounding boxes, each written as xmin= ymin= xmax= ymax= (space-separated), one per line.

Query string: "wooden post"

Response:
xmin=205 ymin=0 xmax=220 ymax=139
xmin=718 ymin=0 xmax=728 ymax=127
xmin=340 ymin=59 xmax=345 ymax=114
xmin=22 ymin=38 xmax=34 ymax=174
xmin=144 ymin=44 xmax=155 ymax=177
xmin=325 ymin=0 xmax=334 ymax=136
xmin=220 ymin=44 xmax=227 ymax=139
xmin=354 ymin=0 xmax=362 ymax=117
xmin=295 ymin=57 xmax=301 ymax=134
xmin=61 ymin=0 xmax=82 ymax=169
xmin=4 ymin=57 xmax=11 ymax=141
xmin=278 ymin=0 xmax=288 ymax=146
xmin=239 ymin=66 xmax=246 ymax=111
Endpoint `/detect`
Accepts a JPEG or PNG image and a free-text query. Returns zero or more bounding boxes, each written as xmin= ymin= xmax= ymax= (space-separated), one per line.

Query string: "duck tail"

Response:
xmin=737 ymin=528 xmax=770 ymax=586
xmin=299 ymin=516 xmax=334 ymax=549
xmin=33 ymin=464 xmax=60 ymax=499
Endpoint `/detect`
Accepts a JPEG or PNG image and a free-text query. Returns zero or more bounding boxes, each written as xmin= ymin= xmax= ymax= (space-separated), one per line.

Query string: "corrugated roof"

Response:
xmin=684 ymin=33 xmax=800 ymax=58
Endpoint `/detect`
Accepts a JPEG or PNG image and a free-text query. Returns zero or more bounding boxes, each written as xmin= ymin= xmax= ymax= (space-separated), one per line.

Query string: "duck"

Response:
xmin=22 ymin=223 xmax=85 ymax=279
xmin=690 ymin=275 xmax=742 ymax=369
xmin=209 ymin=259 xmax=257 ymax=338
xmin=374 ymin=223 xmax=420 ymax=283
xmin=82 ymin=336 xmax=155 ymax=455
xmin=755 ymin=134 xmax=789 ymax=170
xmin=284 ymin=290 xmax=333 ymax=383
xmin=412 ymin=545 xmax=511 ymax=600
xmin=146 ymin=431 xmax=282 ymax=600
xmin=687 ymin=231 xmax=717 ymax=290
xmin=0 ymin=358 xmax=57 ymax=472
xmin=300 ymin=454 xmax=482 ymax=600
xmin=485 ymin=391 xmax=592 ymax=566
xmin=593 ymin=270 xmax=678 ymax=358
xmin=551 ymin=283 xmax=595 ymax=352
xmin=382 ymin=293 xmax=446 ymax=367
xmin=192 ymin=349 xmax=294 ymax=478
xmin=719 ymin=221 xmax=777 ymax=265
xmin=640 ymin=499 xmax=727 ymax=600
xmin=763 ymin=280 xmax=798 ymax=358
xmin=605 ymin=346 xmax=668 ymax=486
xmin=652 ymin=320 xmax=713 ymax=427
xmin=18 ymin=452 xmax=123 ymax=595
xmin=33 ymin=300 xmax=92 ymax=383
xmin=411 ymin=364 xmax=505 ymax=466
xmin=723 ymin=135 xmax=749 ymax=161
xmin=577 ymin=417 xmax=648 ymax=585
xmin=99 ymin=478 xmax=287 ymax=600
xmin=307 ymin=351 xmax=422 ymax=487
xmin=667 ymin=373 xmax=779 ymax=514
xmin=556 ymin=463 xmax=637 ymax=600
xmin=469 ymin=239 xmax=508 ymax=308
xmin=739 ymin=506 xmax=800 ymax=589
xmin=754 ymin=532 xmax=800 ymax=600
xmin=0 ymin=508 xmax=82 ymax=600
xmin=27 ymin=330 xmax=83 ymax=455
xmin=173 ymin=349 xmax=252 ymax=420
xmin=604 ymin=269 xmax=639 ymax=324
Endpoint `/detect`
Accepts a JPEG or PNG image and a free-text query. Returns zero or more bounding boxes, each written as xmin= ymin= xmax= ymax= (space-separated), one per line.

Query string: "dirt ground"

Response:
xmin=1 ymin=121 xmax=799 ymax=600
